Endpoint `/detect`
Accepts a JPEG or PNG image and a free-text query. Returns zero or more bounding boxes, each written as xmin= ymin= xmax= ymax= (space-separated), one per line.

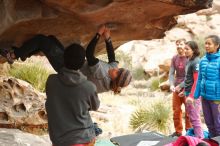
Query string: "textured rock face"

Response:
xmin=0 ymin=76 xmax=47 ymax=134
xmin=0 ymin=0 xmax=212 ymax=56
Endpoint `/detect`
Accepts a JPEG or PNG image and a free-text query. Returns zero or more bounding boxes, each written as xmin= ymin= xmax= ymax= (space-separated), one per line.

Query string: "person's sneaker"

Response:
xmin=0 ymin=48 xmax=14 ymax=64
xmin=169 ymin=132 xmax=182 ymax=137
xmin=12 ymin=46 xmax=27 ymax=61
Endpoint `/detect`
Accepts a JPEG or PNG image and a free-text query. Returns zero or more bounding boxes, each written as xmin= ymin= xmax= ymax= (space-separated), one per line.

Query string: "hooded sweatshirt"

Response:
xmin=194 ymin=51 xmax=220 ymax=100
xmin=45 ymin=67 xmax=100 ymax=146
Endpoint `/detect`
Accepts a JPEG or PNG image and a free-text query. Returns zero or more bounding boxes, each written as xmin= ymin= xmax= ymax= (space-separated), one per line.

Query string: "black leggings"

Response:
xmin=14 ymin=33 xmax=116 ymax=72
xmin=14 ymin=34 xmax=65 ymax=72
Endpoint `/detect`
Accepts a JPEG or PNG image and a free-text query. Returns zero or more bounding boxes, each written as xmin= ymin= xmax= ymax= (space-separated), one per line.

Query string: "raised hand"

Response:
xmin=186 ymin=97 xmax=194 ymax=105
xmin=104 ymin=27 xmax=111 ymax=40
xmin=170 ymin=85 xmax=175 ymax=92
xmin=178 ymin=91 xmax=185 ymax=98
xmin=98 ymin=24 xmax=105 ymax=36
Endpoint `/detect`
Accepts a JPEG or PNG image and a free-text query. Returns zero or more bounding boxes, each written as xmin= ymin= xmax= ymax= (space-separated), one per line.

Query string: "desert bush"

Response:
xmin=115 ymin=50 xmax=132 ymax=70
xmin=8 ymin=63 xmax=51 ymax=92
xmin=206 ymin=15 xmax=212 ymax=21
xmin=130 ymin=99 xmax=172 ymax=135
xmin=150 ymin=78 xmax=160 ymax=91
xmin=132 ymin=66 xmax=147 ymax=81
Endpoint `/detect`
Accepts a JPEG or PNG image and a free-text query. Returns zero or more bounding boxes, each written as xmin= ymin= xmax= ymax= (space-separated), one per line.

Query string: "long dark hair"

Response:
xmin=206 ymin=35 xmax=220 ymax=51
xmin=185 ymin=41 xmax=200 ymax=60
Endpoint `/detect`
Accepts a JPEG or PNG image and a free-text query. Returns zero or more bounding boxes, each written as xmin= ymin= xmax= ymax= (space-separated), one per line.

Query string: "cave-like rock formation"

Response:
xmin=0 ymin=0 xmax=212 ymax=57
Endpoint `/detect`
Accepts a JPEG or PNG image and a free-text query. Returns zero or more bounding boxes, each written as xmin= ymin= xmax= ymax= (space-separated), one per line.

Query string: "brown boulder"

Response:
xmin=0 ymin=0 xmax=212 ymax=59
xmin=0 ymin=76 xmax=47 ymax=135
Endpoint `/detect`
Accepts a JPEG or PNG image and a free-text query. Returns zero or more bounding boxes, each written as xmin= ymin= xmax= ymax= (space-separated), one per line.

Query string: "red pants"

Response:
xmin=71 ymin=141 xmax=95 ymax=146
xmin=172 ymin=92 xmax=192 ymax=134
xmin=53 ymin=139 xmax=95 ymax=146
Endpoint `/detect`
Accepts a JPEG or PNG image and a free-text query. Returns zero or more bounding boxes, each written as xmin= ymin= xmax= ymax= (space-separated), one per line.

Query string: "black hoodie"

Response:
xmin=46 ymin=67 xmax=99 ymax=146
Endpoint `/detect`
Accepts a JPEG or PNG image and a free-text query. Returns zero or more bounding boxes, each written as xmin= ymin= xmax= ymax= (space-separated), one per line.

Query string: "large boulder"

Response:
xmin=0 ymin=128 xmax=51 ymax=146
xmin=0 ymin=76 xmax=47 ymax=134
xmin=118 ymin=1 xmax=220 ymax=80
xmin=0 ymin=0 xmax=213 ymax=59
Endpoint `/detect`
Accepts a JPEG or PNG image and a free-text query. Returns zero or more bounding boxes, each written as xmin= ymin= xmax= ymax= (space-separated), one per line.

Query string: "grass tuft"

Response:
xmin=8 ymin=63 xmax=51 ymax=92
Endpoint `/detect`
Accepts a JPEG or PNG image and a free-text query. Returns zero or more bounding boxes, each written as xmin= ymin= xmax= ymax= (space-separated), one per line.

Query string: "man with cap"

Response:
xmin=0 ymin=25 xmax=132 ymax=94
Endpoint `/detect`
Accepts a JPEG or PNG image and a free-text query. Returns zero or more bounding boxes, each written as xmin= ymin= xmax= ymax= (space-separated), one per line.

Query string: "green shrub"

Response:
xmin=130 ymin=100 xmax=172 ymax=134
xmin=132 ymin=66 xmax=146 ymax=80
xmin=130 ymin=108 xmax=148 ymax=129
xmin=206 ymin=15 xmax=212 ymax=21
xmin=8 ymin=63 xmax=51 ymax=92
xmin=115 ymin=50 xmax=132 ymax=70
xmin=150 ymin=78 xmax=160 ymax=91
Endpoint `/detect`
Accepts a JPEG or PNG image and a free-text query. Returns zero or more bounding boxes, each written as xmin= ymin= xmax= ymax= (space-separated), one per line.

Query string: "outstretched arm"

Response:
xmin=104 ymin=28 xmax=117 ymax=63
xmin=86 ymin=25 xmax=105 ymax=66
xmin=86 ymin=33 xmax=100 ymax=66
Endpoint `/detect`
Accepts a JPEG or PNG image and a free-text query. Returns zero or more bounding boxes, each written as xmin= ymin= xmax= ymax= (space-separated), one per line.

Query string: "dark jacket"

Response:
xmin=46 ymin=67 xmax=100 ymax=146
xmin=184 ymin=57 xmax=200 ymax=93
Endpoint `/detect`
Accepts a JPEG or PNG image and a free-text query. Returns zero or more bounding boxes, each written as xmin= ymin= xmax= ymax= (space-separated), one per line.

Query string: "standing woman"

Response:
xmin=184 ymin=41 xmax=203 ymax=138
xmin=194 ymin=35 xmax=220 ymax=138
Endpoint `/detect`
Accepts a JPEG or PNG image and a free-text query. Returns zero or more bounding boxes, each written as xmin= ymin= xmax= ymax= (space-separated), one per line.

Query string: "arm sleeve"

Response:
xmin=88 ymin=83 xmax=100 ymax=111
xmin=194 ymin=63 xmax=202 ymax=99
xmin=89 ymin=92 xmax=100 ymax=111
xmin=105 ymin=38 xmax=117 ymax=63
xmin=189 ymin=71 xmax=198 ymax=98
xmin=86 ymin=33 xmax=100 ymax=66
xmin=169 ymin=57 xmax=175 ymax=86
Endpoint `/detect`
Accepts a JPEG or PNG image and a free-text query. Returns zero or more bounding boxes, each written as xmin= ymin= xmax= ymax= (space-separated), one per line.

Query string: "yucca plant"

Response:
xmin=130 ymin=108 xmax=149 ymax=129
xmin=130 ymin=100 xmax=172 ymax=135
xmin=8 ymin=63 xmax=51 ymax=92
